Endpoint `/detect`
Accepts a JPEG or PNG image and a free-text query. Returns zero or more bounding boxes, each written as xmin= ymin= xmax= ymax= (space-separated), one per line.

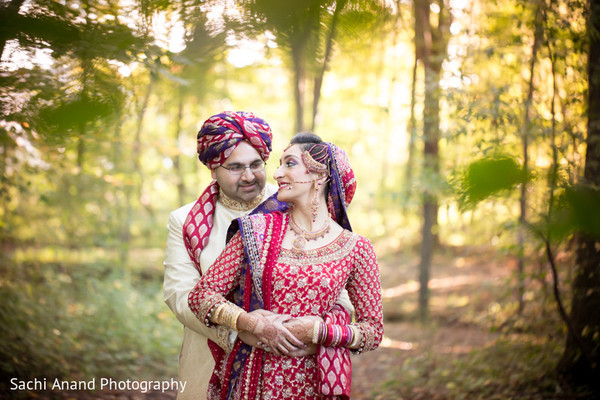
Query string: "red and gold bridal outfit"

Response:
xmin=189 ymin=212 xmax=383 ymax=400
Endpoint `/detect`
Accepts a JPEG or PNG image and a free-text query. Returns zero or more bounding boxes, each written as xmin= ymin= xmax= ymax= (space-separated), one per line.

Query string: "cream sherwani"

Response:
xmin=163 ymin=184 xmax=277 ymax=400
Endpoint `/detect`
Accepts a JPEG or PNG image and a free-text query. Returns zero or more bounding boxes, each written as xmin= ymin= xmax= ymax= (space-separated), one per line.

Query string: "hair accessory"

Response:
xmin=302 ymin=151 xmax=328 ymax=175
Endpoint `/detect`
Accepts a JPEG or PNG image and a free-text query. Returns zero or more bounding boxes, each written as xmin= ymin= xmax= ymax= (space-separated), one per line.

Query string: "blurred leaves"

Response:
xmin=456 ymin=154 xmax=600 ymax=241
xmin=562 ymin=185 xmax=600 ymax=237
xmin=38 ymin=97 xmax=115 ymax=132
xmin=456 ymin=155 xmax=529 ymax=208
xmin=542 ymin=185 xmax=600 ymax=241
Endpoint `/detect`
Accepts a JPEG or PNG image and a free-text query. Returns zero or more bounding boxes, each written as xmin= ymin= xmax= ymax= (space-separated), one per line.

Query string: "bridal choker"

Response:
xmin=289 ymin=214 xmax=330 ymax=253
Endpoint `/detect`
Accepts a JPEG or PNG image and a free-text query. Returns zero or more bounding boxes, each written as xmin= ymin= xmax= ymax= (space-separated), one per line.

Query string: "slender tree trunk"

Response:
xmin=133 ymin=72 xmax=156 ymax=217
xmin=292 ymin=44 xmax=306 ymax=134
xmin=543 ymin=36 xmax=581 ymax=371
xmin=415 ymin=0 xmax=449 ymax=323
xmin=419 ymin=59 xmax=442 ymax=323
xmin=174 ymin=89 xmax=185 ymax=207
xmin=311 ymin=0 xmax=347 ymax=131
xmin=404 ymin=52 xmax=418 ymax=209
xmin=518 ymin=1 xmax=545 ymax=314
xmin=120 ymin=71 xmax=155 ymax=265
xmin=557 ymin=0 xmax=600 ymax=387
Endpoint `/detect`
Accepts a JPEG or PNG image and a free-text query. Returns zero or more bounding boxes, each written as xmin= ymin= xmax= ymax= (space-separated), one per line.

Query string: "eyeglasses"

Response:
xmin=219 ymin=161 xmax=266 ymax=176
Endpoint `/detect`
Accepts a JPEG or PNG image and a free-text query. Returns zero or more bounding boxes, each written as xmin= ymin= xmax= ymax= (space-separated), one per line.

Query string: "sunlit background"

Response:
xmin=1 ymin=0 xmax=598 ymax=398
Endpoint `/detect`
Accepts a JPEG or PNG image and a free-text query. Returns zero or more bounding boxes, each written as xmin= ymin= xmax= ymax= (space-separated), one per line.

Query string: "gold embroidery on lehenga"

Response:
xmin=277 ymin=229 xmax=358 ymax=265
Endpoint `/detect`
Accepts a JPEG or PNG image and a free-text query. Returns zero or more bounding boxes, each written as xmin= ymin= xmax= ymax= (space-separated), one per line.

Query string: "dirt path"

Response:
xmin=349 ymin=246 xmax=508 ymax=399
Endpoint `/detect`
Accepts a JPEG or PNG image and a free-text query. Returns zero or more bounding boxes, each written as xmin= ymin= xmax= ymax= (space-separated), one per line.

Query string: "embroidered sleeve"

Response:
xmin=188 ymin=232 xmax=245 ymax=325
xmin=346 ymin=236 xmax=384 ymax=354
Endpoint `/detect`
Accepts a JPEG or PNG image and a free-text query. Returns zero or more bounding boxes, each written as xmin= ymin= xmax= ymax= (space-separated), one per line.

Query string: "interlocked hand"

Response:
xmin=283 ymin=315 xmax=324 ymax=344
xmin=248 ymin=313 xmax=305 ymax=356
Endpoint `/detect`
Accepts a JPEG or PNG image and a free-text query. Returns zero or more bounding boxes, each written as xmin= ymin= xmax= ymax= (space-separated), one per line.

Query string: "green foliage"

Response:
xmin=562 ymin=185 xmax=600 ymax=237
xmin=542 ymin=185 xmax=600 ymax=241
xmin=455 ymin=155 xmax=528 ymax=209
xmin=0 ymin=253 xmax=180 ymax=393
xmin=38 ymin=97 xmax=116 ymax=132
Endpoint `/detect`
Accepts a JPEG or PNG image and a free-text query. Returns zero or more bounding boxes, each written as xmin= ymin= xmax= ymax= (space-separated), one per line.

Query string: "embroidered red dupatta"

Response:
xmin=211 ymin=211 xmax=351 ymax=400
xmin=208 ymin=212 xmax=285 ymax=400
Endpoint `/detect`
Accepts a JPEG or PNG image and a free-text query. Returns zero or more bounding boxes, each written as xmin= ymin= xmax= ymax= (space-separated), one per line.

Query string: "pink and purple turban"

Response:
xmin=196 ymin=111 xmax=272 ymax=169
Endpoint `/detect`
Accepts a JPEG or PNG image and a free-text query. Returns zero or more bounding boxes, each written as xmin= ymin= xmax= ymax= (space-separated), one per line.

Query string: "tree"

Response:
xmin=237 ymin=0 xmax=389 ymax=133
xmin=413 ymin=0 xmax=451 ymax=322
xmin=556 ymin=0 xmax=600 ymax=389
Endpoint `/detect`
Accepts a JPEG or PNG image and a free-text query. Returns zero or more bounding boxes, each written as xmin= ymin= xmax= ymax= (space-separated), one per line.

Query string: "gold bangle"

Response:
xmin=231 ymin=309 xmax=244 ymax=332
xmin=213 ymin=302 xmax=244 ymax=331
xmin=312 ymin=320 xmax=320 ymax=344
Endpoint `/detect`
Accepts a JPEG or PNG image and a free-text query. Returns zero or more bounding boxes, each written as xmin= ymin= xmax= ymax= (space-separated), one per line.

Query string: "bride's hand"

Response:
xmin=238 ymin=312 xmax=305 ymax=356
xmin=238 ymin=310 xmax=287 ymax=348
xmin=283 ymin=315 xmax=324 ymax=345
xmin=258 ymin=315 xmax=324 ymax=357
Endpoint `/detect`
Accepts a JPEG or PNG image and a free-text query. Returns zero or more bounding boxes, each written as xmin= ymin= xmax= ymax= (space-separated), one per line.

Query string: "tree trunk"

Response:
xmin=518 ymin=1 xmax=545 ymax=315
xmin=291 ymin=38 xmax=307 ymax=134
xmin=404 ymin=51 xmax=418 ymax=210
xmin=557 ymin=0 xmax=600 ymax=387
xmin=174 ymin=89 xmax=185 ymax=207
xmin=414 ymin=0 xmax=449 ymax=323
xmin=119 ymin=71 xmax=155 ymax=265
xmin=311 ymin=0 xmax=347 ymax=131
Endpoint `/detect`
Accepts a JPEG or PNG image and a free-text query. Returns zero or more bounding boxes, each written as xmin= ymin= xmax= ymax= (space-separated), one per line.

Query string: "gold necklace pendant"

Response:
xmin=288 ymin=214 xmax=330 ymax=256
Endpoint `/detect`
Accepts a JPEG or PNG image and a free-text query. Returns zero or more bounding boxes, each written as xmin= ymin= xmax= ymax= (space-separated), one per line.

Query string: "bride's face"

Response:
xmin=273 ymin=144 xmax=319 ymax=205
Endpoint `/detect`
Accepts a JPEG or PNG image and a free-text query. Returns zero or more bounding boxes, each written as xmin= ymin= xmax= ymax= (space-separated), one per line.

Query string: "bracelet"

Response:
xmin=349 ymin=325 xmax=361 ymax=348
xmin=350 ymin=325 xmax=367 ymax=355
xmin=205 ymin=300 xmax=226 ymax=327
xmin=213 ymin=302 xmax=245 ymax=331
xmin=312 ymin=321 xmax=321 ymax=344
xmin=315 ymin=323 xmax=363 ymax=349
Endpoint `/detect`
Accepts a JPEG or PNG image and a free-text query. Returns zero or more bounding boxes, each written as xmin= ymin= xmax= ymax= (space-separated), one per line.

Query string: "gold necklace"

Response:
xmin=218 ymin=188 xmax=265 ymax=211
xmin=288 ymin=214 xmax=330 ymax=253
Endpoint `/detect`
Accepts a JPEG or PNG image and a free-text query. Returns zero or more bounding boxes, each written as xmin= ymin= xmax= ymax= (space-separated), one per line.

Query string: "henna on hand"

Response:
xmin=245 ymin=315 xmax=258 ymax=333
xmin=283 ymin=315 xmax=323 ymax=344
xmin=262 ymin=323 xmax=278 ymax=341
xmin=251 ymin=317 xmax=305 ymax=356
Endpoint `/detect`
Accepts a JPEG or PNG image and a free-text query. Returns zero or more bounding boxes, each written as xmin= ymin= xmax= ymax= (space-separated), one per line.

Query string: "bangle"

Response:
xmin=205 ymin=300 xmax=225 ymax=327
xmin=312 ymin=321 xmax=321 ymax=344
xmin=349 ymin=325 xmax=361 ymax=348
xmin=230 ymin=308 xmax=244 ymax=332
xmin=213 ymin=302 xmax=245 ymax=331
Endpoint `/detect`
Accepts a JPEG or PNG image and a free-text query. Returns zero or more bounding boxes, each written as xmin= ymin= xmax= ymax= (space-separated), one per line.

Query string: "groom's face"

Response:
xmin=211 ymin=141 xmax=267 ymax=204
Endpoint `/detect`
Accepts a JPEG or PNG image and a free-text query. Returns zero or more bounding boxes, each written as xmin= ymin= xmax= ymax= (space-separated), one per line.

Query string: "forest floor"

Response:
xmin=33 ymin=245 xmax=570 ymax=400
xmin=350 ymin=245 xmax=511 ymax=399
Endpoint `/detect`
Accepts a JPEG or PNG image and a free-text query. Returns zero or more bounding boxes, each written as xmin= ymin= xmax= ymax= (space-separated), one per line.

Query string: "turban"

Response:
xmin=183 ymin=111 xmax=273 ymax=273
xmin=197 ymin=111 xmax=273 ymax=169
